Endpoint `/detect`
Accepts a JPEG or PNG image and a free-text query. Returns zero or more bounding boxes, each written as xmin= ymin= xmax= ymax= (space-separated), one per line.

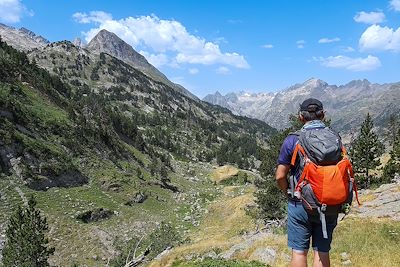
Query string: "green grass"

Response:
xmin=0 ymin=158 xmax=220 ymax=266
xmin=21 ymin=85 xmax=71 ymax=127
xmin=331 ymin=218 xmax=400 ymax=266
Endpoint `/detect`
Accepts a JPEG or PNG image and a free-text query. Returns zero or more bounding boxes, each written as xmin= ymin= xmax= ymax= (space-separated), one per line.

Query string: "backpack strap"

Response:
xmin=347 ymin=160 xmax=361 ymax=206
xmin=318 ymin=204 xmax=328 ymax=239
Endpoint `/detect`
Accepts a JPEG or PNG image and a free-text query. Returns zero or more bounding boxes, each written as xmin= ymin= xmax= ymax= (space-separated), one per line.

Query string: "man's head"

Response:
xmin=299 ymin=98 xmax=324 ymax=122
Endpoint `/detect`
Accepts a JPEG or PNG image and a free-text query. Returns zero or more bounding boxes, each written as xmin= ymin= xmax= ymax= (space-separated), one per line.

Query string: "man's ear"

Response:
xmin=299 ymin=113 xmax=305 ymax=122
xmin=319 ymin=110 xmax=325 ymax=120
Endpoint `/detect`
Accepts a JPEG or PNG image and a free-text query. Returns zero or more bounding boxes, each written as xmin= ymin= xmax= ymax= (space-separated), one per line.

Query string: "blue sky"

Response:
xmin=1 ymin=0 xmax=399 ymax=97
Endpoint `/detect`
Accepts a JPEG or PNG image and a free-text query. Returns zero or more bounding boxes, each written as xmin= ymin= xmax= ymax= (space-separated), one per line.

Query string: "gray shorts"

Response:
xmin=287 ymin=201 xmax=338 ymax=253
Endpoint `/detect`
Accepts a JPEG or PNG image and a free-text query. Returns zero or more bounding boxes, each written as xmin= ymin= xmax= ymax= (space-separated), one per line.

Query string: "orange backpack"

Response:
xmin=290 ymin=127 xmax=360 ymax=238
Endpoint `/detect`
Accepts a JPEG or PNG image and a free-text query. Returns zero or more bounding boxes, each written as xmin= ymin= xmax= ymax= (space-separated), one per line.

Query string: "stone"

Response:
xmin=250 ymin=247 xmax=277 ymax=265
xmin=125 ymin=192 xmax=148 ymax=206
xmin=342 ymin=259 xmax=352 ymax=265
xmin=76 ymin=208 xmax=114 ymax=223
xmin=341 ymin=252 xmax=350 ymax=261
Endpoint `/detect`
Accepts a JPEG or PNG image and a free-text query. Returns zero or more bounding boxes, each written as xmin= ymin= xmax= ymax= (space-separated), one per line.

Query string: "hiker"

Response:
xmin=275 ymin=98 xmax=358 ymax=267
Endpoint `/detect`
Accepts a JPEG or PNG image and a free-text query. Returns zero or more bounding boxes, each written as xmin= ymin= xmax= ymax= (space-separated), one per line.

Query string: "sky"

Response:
xmin=0 ymin=0 xmax=399 ymax=98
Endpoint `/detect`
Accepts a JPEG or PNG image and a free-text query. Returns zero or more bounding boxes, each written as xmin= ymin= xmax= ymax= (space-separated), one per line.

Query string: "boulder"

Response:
xmin=76 ymin=208 xmax=113 ymax=223
xmin=125 ymin=192 xmax=148 ymax=206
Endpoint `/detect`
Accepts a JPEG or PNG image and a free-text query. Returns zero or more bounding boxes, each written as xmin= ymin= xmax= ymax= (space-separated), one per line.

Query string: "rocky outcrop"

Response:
xmin=76 ymin=208 xmax=114 ymax=223
xmin=27 ymin=170 xmax=89 ymax=191
xmin=352 ymin=179 xmax=400 ymax=220
xmin=125 ymin=191 xmax=148 ymax=205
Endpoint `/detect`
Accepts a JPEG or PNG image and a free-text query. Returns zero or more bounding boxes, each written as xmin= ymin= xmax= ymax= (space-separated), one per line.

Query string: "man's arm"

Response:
xmin=275 ymin=164 xmax=290 ymax=192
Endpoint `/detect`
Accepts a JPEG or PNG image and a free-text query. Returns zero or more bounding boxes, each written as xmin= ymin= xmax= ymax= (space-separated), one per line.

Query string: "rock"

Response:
xmin=125 ymin=192 xmax=148 ymax=206
xmin=342 ymin=259 xmax=352 ymax=265
xmin=250 ymin=247 xmax=277 ymax=265
xmin=341 ymin=252 xmax=350 ymax=261
xmin=101 ymin=181 xmax=123 ymax=192
xmin=352 ymin=181 xmax=400 ymax=220
xmin=183 ymin=215 xmax=192 ymax=221
xmin=154 ymin=246 xmax=172 ymax=260
xmin=202 ymin=251 xmax=218 ymax=260
xmin=76 ymin=208 xmax=114 ymax=223
xmin=219 ymin=232 xmax=270 ymax=259
xmin=28 ymin=170 xmax=88 ymax=191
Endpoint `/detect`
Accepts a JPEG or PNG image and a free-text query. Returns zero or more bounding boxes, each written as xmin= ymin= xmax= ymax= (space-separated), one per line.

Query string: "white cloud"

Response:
xmin=390 ymin=0 xmax=400 ymax=11
xmin=216 ymin=66 xmax=231 ymax=75
xmin=353 ymin=11 xmax=385 ymax=24
xmin=0 ymin=0 xmax=32 ymax=23
xmin=262 ymin=44 xmax=274 ymax=48
xmin=342 ymin=46 xmax=355 ymax=52
xmin=188 ymin=68 xmax=199 ymax=75
xmin=297 ymin=40 xmax=305 ymax=49
xmin=72 ymin=11 xmax=112 ymax=24
xmin=359 ymin=24 xmax=400 ymax=52
xmin=73 ymin=11 xmax=249 ymax=69
xmin=318 ymin=37 xmax=340 ymax=44
xmin=314 ymin=55 xmax=381 ymax=71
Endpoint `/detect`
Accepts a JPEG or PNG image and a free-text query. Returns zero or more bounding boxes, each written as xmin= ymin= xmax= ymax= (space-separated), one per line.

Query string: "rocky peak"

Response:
xmin=72 ymin=37 xmax=83 ymax=48
xmin=87 ymin=29 xmax=149 ymax=68
xmin=343 ymin=79 xmax=371 ymax=88
xmin=0 ymin=23 xmax=49 ymax=51
xmin=87 ymin=29 xmax=198 ymax=100
xmin=302 ymin=77 xmax=328 ymax=88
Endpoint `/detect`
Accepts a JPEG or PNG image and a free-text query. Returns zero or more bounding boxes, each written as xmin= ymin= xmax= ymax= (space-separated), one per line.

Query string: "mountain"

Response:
xmin=86 ymin=29 xmax=198 ymax=100
xmin=0 ymin=26 xmax=276 ymax=265
xmin=203 ymin=78 xmax=400 ymax=140
xmin=0 ymin=23 xmax=49 ymax=51
xmin=0 ymin=25 xmax=275 ymax=188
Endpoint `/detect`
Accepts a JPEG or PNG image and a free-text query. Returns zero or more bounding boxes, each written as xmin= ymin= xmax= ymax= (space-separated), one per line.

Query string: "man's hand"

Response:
xmin=275 ymin=164 xmax=290 ymax=193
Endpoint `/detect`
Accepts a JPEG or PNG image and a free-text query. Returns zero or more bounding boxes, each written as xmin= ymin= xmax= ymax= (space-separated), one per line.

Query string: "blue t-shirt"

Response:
xmin=277 ymin=134 xmax=300 ymax=179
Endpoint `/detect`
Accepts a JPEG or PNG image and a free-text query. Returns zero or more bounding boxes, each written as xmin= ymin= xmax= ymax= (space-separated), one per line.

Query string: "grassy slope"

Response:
xmin=150 ymin=178 xmax=400 ymax=267
xmin=0 ymin=160 xmax=222 ymax=266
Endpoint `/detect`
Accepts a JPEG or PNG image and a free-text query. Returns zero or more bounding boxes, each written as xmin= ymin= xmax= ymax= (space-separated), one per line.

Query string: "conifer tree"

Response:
xmin=2 ymin=196 xmax=54 ymax=267
xmin=254 ymin=129 xmax=289 ymax=220
xmin=349 ymin=113 xmax=384 ymax=188
xmin=382 ymin=128 xmax=400 ymax=183
xmin=387 ymin=114 xmax=399 ymax=148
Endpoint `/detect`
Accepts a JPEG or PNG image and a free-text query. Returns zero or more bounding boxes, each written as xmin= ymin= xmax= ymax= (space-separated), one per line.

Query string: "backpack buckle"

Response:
xmin=321 ymin=204 xmax=327 ymax=212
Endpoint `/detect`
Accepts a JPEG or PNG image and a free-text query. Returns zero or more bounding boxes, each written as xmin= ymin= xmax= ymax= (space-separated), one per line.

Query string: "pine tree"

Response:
xmin=254 ymin=129 xmax=289 ymax=221
xmin=349 ymin=113 xmax=384 ymax=188
xmin=2 ymin=196 xmax=55 ymax=267
xmin=387 ymin=114 xmax=399 ymax=148
xmin=382 ymin=128 xmax=400 ymax=183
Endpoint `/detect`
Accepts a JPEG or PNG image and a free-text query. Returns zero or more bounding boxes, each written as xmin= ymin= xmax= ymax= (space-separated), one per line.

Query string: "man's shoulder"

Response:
xmin=280 ymin=134 xmax=299 ymax=152
xmin=283 ymin=133 xmax=299 ymax=144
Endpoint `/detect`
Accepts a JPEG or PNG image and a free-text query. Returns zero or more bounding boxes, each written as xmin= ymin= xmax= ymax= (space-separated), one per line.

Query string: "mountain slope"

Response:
xmin=0 ymin=29 xmax=277 ymax=265
xmin=203 ymin=78 xmax=400 ymax=139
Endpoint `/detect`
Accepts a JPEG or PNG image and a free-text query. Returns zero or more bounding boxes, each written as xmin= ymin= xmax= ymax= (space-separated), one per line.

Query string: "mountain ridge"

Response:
xmin=0 ymin=24 xmax=198 ymax=100
xmin=203 ymin=78 xmax=400 ymax=140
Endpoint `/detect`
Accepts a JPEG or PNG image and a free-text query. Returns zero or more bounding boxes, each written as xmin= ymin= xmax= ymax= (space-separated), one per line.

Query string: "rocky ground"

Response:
xmin=351 ymin=176 xmax=400 ymax=221
xmin=150 ymin=176 xmax=400 ymax=267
